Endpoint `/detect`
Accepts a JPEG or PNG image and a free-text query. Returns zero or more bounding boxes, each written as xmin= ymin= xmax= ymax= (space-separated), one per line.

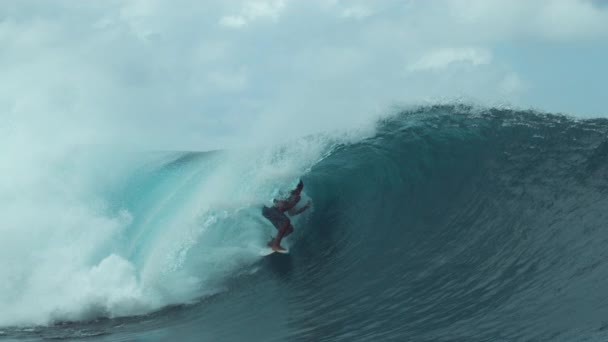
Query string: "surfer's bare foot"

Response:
xmin=267 ymin=239 xmax=286 ymax=251
xmin=266 ymin=239 xmax=286 ymax=252
xmin=272 ymin=244 xmax=286 ymax=252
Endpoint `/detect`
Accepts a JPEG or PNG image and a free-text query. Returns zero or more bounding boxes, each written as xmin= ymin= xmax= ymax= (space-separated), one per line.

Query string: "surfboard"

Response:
xmin=260 ymin=247 xmax=289 ymax=256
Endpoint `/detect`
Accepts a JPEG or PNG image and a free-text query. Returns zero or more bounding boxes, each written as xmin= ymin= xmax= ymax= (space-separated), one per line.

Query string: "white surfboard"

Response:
xmin=260 ymin=247 xmax=289 ymax=256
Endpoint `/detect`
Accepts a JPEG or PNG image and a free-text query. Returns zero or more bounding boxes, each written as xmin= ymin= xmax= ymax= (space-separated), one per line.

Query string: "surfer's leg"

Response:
xmin=284 ymin=224 xmax=294 ymax=237
xmin=268 ymin=220 xmax=290 ymax=251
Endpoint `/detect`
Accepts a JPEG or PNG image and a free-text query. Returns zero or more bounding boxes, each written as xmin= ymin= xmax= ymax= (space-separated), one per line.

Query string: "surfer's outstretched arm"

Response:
xmin=288 ymin=200 xmax=312 ymax=216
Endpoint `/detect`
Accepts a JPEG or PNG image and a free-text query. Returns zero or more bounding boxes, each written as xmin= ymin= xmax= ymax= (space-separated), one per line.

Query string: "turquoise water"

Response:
xmin=4 ymin=106 xmax=608 ymax=341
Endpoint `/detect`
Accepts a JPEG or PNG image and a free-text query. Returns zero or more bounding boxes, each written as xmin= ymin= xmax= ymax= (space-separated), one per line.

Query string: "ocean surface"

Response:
xmin=3 ymin=105 xmax=608 ymax=341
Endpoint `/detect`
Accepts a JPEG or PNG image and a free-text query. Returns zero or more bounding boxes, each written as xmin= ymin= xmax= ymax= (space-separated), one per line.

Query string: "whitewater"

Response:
xmin=0 ymin=129 xmax=336 ymax=326
xmin=3 ymin=105 xmax=608 ymax=341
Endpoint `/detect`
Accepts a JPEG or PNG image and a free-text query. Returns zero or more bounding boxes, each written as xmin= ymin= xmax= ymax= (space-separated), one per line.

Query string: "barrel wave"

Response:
xmin=4 ymin=105 xmax=608 ymax=341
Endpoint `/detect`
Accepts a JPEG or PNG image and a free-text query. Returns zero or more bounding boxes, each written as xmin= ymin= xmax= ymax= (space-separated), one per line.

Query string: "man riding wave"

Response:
xmin=262 ymin=180 xmax=312 ymax=251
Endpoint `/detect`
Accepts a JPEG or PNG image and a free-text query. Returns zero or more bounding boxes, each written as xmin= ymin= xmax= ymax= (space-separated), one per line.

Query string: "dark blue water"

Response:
xmin=5 ymin=105 xmax=608 ymax=341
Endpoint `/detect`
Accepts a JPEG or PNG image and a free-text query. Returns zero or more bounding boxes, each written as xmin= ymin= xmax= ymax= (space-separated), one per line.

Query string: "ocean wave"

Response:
xmin=4 ymin=105 xmax=608 ymax=341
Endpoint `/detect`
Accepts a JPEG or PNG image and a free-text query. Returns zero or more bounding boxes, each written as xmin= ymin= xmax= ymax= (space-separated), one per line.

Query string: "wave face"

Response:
xmin=4 ymin=106 xmax=608 ymax=341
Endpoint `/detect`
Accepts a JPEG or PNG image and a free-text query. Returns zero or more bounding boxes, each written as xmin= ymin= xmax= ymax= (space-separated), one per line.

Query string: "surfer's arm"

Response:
xmin=288 ymin=200 xmax=312 ymax=216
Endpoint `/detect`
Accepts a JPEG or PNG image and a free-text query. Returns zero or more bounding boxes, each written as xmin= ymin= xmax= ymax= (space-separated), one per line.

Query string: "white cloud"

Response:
xmin=534 ymin=0 xmax=608 ymax=40
xmin=341 ymin=5 xmax=372 ymax=19
xmin=407 ymin=48 xmax=492 ymax=72
xmin=440 ymin=0 xmax=608 ymax=41
xmin=118 ymin=0 xmax=164 ymax=40
xmin=0 ymin=0 xmax=606 ymax=153
xmin=245 ymin=0 xmax=286 ymax=19
xmin=219 ymin=0 xmax=286 ymax=29
xmin=219 ymin=15 xmax=247 ymax=29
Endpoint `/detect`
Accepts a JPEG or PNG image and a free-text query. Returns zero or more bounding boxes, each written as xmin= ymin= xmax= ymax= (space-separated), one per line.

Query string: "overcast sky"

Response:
xmin=1 ymin=0 xmax=607 ymax=151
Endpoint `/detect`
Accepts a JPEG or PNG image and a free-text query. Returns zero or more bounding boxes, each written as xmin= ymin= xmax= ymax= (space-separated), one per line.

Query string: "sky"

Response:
xmin=1 ymin=0 xmax=608 ymax=151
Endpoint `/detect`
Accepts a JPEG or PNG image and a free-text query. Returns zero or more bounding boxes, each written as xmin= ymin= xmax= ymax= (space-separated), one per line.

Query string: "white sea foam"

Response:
xmin=0 ymin=131 xmax=363 ymax=327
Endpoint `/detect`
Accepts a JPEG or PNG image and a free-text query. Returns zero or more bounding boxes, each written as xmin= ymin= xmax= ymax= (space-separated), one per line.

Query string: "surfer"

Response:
xmin=262 ymin=180 xmax=312 ymax=252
